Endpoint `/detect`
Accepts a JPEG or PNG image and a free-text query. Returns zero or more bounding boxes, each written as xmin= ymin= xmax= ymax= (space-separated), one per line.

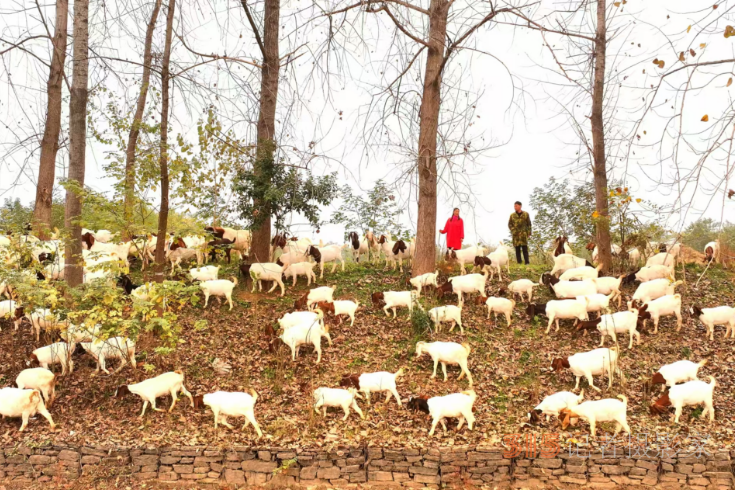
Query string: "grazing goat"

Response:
xmin=637 ymin=294 xmax=682 ymax=334
xmin=528 ymin=390 xmax=584 ymax=425
xmin=544 ymin=298 xmax=589 ymax=334
xmin=487 ymin=243 xmax=512 ymax=280
xmin=650 ymin=377 xmax=716 ymax=424
xmin=0 ymin=388 xmax=55 ymax=431
xmin=704 ymin=240 xmax=720 ymax=263
xmin=116 ymin=371 xmax=193 ymax=418
xmin=313 ymin=387 xmax=364 ymax=420
xmin=591 ymin=275 xmax=624 ymax=308
xmin=445 ymin=245 xmax=487 ymax=275
xmin=280 ymin=321 xmax=331 ymax=363
xmin=407 ymin=391 xmax=477 ymax=436
xmin=81 ymin=337 xmax=136 ymax=374
xmin=651 ymin=359 xmax=707 ymax=392
xmin=193 ymin=390 xmax=262 ymax=436
xmin=249 ymin=263 xmax=287 ymax=296
xmin=551 ymin=346 xmax=619 ymax=392
xmin=316 ymin=300 xmax=359 ymax=326
xmin=415 ymin=341 xmax=473 ymax=386
xmin=550 ymin=254 xmax=592 ymax=276
xmin=200 ymin=277 xmax=238 ymax=310
xmin=508 ymin=279 xmax=538 ymax=302
xmin=190 ymin=265 xmax=219 ymax=282
xmin=278 ymin=310 xmax=324 ymax=330
xmin=690 ymin=305 xmax=735 ymax=340
xmin=16 ymin=368 xmax=57 ymax=407
xmin=540 ymin=274 xmax=597 ymax=299
xmin=294 ymin=286 xmax=336 ymax=310
xmin=283 ymin=261 xmax=317 ymax=287
xmin=477 ymin=296 xmax=515 ymax=326
xmin=574 ymin=304 xmax=647 ymax=349
xmin=635 ymin=265 xmax=675 ymax=283
xmin=436 ymin=272 xmax=488 ymax=306
xmin=559 ymin=264 xmax=603 ymax=281
xmin=409 ymin=271 xmax=439 ymax=297
xmin=428 ymin=305 xmax=464 ymax=333
xmin=371 ymin=291 xmax=419 ymax=318
xmin=560 ymin=395 xmax=630 ymax=438
xmin=552 ymin=236 xmax=573 ymax=257
xmin=0 ymin=300 xmax=23 ymax=330
xmin=631 ymin=279 xmax=683 ymax=305
xmin=207 ymin=238 xmax=235 ymax=263
xmin=31 ymin=342 xmax=77 ymax=375
xmin=340 ymin=369 xmax=404 ymax=406
xmin=306 ymin=244 xmax=346 ymax=278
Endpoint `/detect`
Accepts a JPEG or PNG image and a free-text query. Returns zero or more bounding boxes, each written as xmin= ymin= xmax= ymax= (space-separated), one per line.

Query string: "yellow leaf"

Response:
xmin=636 ymin=198 xmax=642 ymax=203
xmin=613 ymin=1 xmax=620 ymax=6
xmin=701 ymin=115 xmax=709 ymax=122
xmin=592 ymin=211 xmax=600 ymax=218
xmin=700 ymin=43 xmax=706 ymax=48
xmin=687 ymin=25 xmax=692 ymax=33
xmin=728 ymin=78 xmax=733 ymax=87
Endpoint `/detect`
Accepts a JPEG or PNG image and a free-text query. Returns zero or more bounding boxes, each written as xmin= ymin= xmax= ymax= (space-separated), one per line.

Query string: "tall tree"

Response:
xmin=240 ymin=0 xmax=280 ymax=263
xmin=64 ymin=0 xmax=89 ymax=287
xmin=321 ymin=0 xmax=518 ymax=276
xmin=590 ymin=0 xmax=612 ymax=271
xmin=123 ymin=0 xmax=162 ymax=239
xmin=153 ymin=0 xmax=176 ymax=282
xmin=33 ymin=0 xmax=69 ymax=240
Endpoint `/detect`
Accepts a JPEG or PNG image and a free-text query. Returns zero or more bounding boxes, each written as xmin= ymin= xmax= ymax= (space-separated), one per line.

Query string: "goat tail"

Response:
xmin=394 ymin=368 xmax=404 ymax=379
xmin=331 ymin=284 xmax=337 ymax=291
xmin=671 ymin=280 xmax=684 ymax=288
xmin=250 ymin=389 xmax=259 ymax=402
xmin=596 ymin=263 xmax=604 ymax=271
xmin=698 ymin=359 xmax=708 ymax=368
xmin=577 ymin=389 xmax=585 ymax=402
xmin=174 ymin=369 xmax=184 ymax=376
xmin=230 ymin=276 xmax=239 ymax=287
xmin=510 ymin=299 xmax=516 ymax=308
xmin=708 ymin=376 xmax=716 ymax=387
xmin=461 ymin=343 xmax=472 ymax=355
xmin=617 ymin=394 xmax=628 ymax=405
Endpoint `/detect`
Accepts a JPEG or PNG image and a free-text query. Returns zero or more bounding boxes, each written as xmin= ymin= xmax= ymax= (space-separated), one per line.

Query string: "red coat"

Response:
xmin=440 ymin=216 xmax=464 ymax=250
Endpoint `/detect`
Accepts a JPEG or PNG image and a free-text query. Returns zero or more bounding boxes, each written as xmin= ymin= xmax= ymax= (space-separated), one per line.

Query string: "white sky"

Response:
xmin=1 ymin=0 xmax=733 ymax=246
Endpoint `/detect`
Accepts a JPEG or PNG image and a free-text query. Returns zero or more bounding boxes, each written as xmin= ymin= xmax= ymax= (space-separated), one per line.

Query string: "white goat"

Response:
xmin=550 ymin=254 xmax=590 ymax=276
xmin=646 ymin=244 xmax=681 ymax=267
xmin=415 ymin=341 xmax=473 ymax=386
xmin=200 ymin=277 xmax=238 ymax=310
xmin=410 ymin=271 xmax=439 ymax=297
xmin=560 ymin=264 xmax=603 ymax=281
xmin=313 ymin=387 xmax=364 ymax=420
xmin=437 ymin=272 xmax=488 ymax=306
xmin=651 ymin=377 xmax=716 ymax=424
xmin=487 ymin=244 xmax=511 ymax=280
xmin=480 ymin=296 xmax=515 ymax=326
xmin=591 ymin=276 xmax=624 ymax=308
xmin=283 ymin=261 xmax=317 ymax=287
xmin=635 ymin=265 xmax=675 ymax=283
xmin=560 ymin=395 xmax=630 ymax=438
xmin=409 ymin=391 xmax=477 ymax=436
xmin=277 ymin=310 xmax=324 ymax=330
xmin=295 ymin=285 xmax=336 ymax=310
xmin=16 ymin=368 xmax=57 ymax=407
xmin=31 ymin=342 xmax=75 ymax=375
xmin=651 ymin=360 xmax=707 ymax=392
xmin=312 ymin=244 xmax=346 ymax=278
xmin=428 ymin=305 xmax=464 ymax=333
xmin=372 ymin=290 xmax=419 ymax=318
xmin=547 ymin=278 xmax=598 ymax=299
xmin=190 ymin=265 xmax=219 ymax=282
xmin=168 ymin=248 xmax=201 ymax=274
xmin=577 ymin=293 xmax=616 ymax=317
xmin=317 ymin=300 xmax=359 ymax=327
xmin=690 ymin=305 xmax=735 ymax=340
xmin=116 ymin=371 xmax=193 ymax=418
xmin=81 ymin=337 xmax=136 ymax=374
xmin=0 ymin=300 xmax=23 ymax=330
xmin=280 ymin=321 xmax=331 ymax=363
xmin=249 ymin=263 xmax=287 ymax=296
xmin=508 ymin=279 xmax=538 ymax=302
xmin=197 ymin=390 xmax=262 ymax=435
xmin=529 ymin=390 xmax=584 ymax=424
xmin=552 ymin=346 xmax=619 ymax=392
xmin=347 ymin=370 xmax=404 ymax=406
xmin=545 ymin=298 xmax=589 ymax=334
xmin=446 ymin=245 xmax=487 ymax=275
xmin=579 ymin=309 xmax=642 ymax=349
xmin=0 ymin=388 xmax=55 ymax=431
xmin=640 ymin=294 xmax=683 ymax=334
xmin=631 ymin=279 xmax=683 ymax=304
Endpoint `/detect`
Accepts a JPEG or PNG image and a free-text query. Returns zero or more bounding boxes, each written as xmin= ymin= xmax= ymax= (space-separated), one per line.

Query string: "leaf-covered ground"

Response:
xmin=1 ymin=257 xmax=734 ymax=453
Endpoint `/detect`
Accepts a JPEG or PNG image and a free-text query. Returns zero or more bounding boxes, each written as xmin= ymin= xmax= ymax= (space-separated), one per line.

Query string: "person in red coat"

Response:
xmin=440 ymin=208 xmax=464 ymax=251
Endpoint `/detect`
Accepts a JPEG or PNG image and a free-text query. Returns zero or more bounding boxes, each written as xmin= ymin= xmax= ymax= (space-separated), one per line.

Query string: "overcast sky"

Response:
xmin=1 ymin=0 xmax=733 ymax=246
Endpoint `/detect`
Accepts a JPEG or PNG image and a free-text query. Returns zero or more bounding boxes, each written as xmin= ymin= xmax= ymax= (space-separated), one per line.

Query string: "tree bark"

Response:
xmin=590 ymin=0 xmax=611 ymax=272
xmin=122 ymin=0 xmax=162 ymax=239
xmin=154 ymin=0 xmax=175 ymax=282
xmin=33 ymin=0 xmax=69 ymax=240
xmin=245 ymin=0 xmax=280 ymax=264
xmin=413 ymin=0 xmax=449 ymax=276
xmin=64 ymin=0 xmax=89 ymax=287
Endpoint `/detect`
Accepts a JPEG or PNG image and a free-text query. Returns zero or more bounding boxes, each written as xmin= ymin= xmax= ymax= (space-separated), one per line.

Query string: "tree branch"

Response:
xmin=368 ymin=4 xmax=429 ymax=47
xmin=240 ymin=0 xmax=266 ymax=58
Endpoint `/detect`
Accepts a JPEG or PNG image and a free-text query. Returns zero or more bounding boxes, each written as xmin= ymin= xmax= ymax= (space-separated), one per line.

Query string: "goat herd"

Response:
xmin=0 ymin=228 xmax=729 ymax=442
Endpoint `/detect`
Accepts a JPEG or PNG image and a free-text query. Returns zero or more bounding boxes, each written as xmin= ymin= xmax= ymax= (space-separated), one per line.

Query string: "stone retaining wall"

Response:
xmin=2 ymin=444 xmax=734 ymax=488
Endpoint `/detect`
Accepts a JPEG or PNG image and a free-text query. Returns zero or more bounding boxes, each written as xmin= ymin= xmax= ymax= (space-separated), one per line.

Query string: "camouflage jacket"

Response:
xmin=508 ymin=211 xmax=532 ymax=246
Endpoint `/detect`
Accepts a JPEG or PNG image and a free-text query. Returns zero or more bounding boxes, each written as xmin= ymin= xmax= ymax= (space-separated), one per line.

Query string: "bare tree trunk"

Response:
xmin=154 ymin=0 xmax=175 ymax=282
xmin=591 ymin=0 xmax=611 ymax=272
xmin=33 ymin=0 xmax=69 ymax=240
xmin=64 ymin=0 xmax=89 ymax=287
xmin=413 ymin=0 xmax=449 ymax=276
xmin=123 ymin=0 xmax=162 ymax=239
xmin=244 ymin=0 xmax=280 ymax=264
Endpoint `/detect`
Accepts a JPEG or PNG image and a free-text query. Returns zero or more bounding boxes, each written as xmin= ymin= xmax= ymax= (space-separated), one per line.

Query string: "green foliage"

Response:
xmin=1 ymin=199 xmax=33 ymax=231
xmin=410 ymin=308 xmax=433 ymax=337
xmin=234 ymin=142 xmax=340 ymax=230
xmin=330 ymin=180 xmax=408 ymax=240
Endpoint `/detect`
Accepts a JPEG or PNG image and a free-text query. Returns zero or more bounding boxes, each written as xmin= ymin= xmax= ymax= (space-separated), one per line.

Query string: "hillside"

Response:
xmin=1 ymin=257 xmax=733 ymax=454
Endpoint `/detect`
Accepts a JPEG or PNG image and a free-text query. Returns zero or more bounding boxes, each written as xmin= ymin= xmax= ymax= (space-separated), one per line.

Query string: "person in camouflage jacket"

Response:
xmin=508 ymin=201 xmax=532 ymax=265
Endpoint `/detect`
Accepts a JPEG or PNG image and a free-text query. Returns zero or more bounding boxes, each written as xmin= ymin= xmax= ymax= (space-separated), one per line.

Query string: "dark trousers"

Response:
xmin=515 ymin=245 xmax=529 ymax=265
